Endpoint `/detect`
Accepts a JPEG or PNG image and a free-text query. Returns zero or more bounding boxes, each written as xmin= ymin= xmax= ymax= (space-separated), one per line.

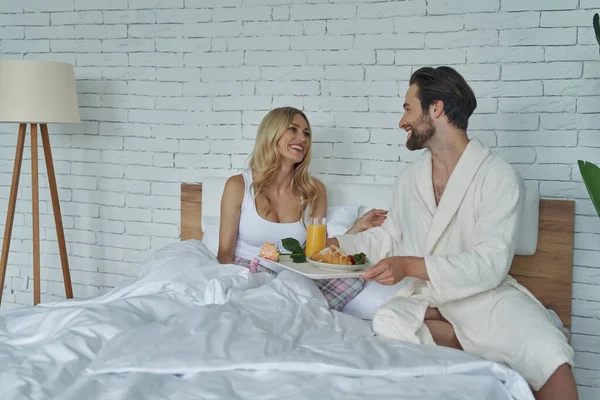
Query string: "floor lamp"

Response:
xmin=0 ymin=60 xmax=80 ymax=306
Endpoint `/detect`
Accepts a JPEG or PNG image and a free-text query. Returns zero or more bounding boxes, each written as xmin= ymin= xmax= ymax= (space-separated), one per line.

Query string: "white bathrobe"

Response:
xmin=336 ymin=139 xmax=574 ymax=391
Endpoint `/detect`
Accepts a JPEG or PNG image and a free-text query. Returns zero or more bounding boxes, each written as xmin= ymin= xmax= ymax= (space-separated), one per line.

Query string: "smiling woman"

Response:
xmin=217 ymin=107 xmax=321 ymax=270
xmin=249 ymin=107 xmax=319 ymax=224
xmin=215 ymin=106 xmax=385 ymax=311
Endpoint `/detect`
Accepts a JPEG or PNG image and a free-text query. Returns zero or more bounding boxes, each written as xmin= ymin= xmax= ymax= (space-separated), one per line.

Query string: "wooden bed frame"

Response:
xmin=180 ymin=183 xmax=575 ymax=331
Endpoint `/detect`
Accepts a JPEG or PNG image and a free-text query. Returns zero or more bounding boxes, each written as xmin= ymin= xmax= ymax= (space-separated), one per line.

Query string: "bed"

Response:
xmin=0 ymin=178 xmax=574 ymax=400
xmin=183 ymin=178 xmax=574 ymax=332
xmin=176 ymin=177 xmax=574 ymax=400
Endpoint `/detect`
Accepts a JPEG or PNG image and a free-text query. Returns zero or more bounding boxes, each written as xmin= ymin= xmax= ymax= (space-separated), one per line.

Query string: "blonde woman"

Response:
xmin=218 ymin=107 xmax=386 ymax=310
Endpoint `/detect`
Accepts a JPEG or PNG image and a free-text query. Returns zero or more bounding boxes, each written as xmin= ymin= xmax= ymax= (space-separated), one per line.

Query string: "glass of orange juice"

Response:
xmin=305 ymin=217 xmax=327 ymax=258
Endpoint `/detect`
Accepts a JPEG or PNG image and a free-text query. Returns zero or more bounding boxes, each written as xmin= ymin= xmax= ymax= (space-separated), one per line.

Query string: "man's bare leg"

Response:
xmin=425 ymin=307 xmax=444 ymax=321
xmin=534 ymin=364 xmax=577 ymax=400
xmin=424 ymin=320 xmax=462 ymax=349
xmin=424 ymin=308 xmax=462 ymax=350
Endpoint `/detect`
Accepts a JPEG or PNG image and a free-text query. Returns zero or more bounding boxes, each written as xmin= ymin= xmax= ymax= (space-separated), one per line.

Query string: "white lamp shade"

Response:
xmin=0 ymin=60 xmax=80 ymax=124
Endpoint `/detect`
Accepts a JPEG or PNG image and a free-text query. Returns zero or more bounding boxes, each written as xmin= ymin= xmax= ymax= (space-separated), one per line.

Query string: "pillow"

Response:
xmin=514 ymin=186 xmax=539 ymax=256
xmin=326 ymin=204 xmax=361 ymax=237
xmin=201 ymin=205 xmax=362 ymax=257
xmin=201 ymin=216 xmax=220 ymax=257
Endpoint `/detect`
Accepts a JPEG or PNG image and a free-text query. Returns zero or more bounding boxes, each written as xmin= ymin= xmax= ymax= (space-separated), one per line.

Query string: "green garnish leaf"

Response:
xmin=352 ymin=252 xmax=368 ymax=265
xmin=281 ymin=237 xmax=307 ymax=263
xmin=291 ymin=254 xmax=307 ymax=263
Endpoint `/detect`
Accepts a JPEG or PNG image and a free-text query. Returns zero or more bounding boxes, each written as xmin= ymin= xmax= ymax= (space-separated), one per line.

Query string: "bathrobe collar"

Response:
xmin=414 ymin=138 xmax=491 ymax=254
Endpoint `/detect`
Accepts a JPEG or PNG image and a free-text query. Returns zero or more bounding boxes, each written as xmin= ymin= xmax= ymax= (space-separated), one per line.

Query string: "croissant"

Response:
xmin=311 ymin=245 xmax=352 ymax=265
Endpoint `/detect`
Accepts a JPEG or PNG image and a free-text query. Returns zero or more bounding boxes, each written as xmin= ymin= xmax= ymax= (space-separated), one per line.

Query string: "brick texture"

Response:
xmin=0 ymin=2 xmax=599 ymax=397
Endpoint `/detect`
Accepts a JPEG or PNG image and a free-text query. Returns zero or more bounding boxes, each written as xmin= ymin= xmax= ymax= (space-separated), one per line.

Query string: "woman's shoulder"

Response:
xmin=226 ymin=173 xmax=244 ymax=183
xmin=223 ymin=174 xmax=245 ymax=197
xmin=310 ymin=176 xmax=326 ymax=193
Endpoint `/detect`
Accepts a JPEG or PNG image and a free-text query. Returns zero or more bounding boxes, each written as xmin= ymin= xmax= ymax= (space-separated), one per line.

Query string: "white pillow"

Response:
xmin=514 ymin=186 xmax=539 ymax=256
xmin=201 ymin=205 xmax=362 ymax=257
xmin=326 ymin=204 xmax=361 ymax=237
xmin=201 ymin=216 xmax=220 ymax=257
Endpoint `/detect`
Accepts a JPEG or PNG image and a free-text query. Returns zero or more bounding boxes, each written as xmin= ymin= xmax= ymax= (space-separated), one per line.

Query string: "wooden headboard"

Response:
xmin=181 ymin=183 xmax=575 ymax=330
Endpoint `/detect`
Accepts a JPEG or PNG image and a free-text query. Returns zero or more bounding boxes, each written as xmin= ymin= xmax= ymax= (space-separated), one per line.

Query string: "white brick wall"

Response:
xmin=0 ymin=0 xmax=599 ymax=395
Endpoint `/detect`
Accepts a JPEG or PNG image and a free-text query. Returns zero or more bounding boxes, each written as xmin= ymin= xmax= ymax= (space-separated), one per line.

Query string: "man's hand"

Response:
xmin=361 ymin=256 xmax=407 ymax=285
xmin=345 ymin=209 xmax=387 ymax=234
xmin=326 ymin=237 xmax=339 ymax=247
xmin=361 ymin=256 xmax=429 ymax=285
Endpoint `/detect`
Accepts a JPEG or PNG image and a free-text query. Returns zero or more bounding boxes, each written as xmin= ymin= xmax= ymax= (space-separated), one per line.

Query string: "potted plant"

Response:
xmin=578 ymin=160 xmax=600 ymax=217
xmin=577 ymin=13 xmax=600 ymax=218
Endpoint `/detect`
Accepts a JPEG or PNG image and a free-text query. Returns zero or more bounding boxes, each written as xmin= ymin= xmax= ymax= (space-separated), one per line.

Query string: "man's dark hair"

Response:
xmin=409 ymin=66 xmax=477 ymax=130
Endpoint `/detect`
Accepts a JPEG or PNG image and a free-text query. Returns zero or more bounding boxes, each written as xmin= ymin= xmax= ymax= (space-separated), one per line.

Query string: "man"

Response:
xmin=328 ymin=66 xmax=577 ymax=400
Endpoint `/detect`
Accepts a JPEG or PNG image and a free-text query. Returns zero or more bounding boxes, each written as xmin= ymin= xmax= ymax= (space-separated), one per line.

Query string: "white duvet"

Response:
xmin=0 ymin=241 xmax=534 ymax=400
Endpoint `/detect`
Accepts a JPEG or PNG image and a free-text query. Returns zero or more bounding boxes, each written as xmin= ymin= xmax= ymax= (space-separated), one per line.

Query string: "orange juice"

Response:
xmin=305 ymin=218 xmax=327 ymax=258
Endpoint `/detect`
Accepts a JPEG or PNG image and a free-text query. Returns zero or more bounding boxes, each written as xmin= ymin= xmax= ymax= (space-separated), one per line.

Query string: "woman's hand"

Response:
xmin=345 ymin=208 xmax=387 ymax=234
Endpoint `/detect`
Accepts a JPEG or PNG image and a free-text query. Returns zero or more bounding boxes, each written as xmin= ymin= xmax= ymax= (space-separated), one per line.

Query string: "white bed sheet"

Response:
xmin=0 ymin=241 xmax=534 ymax=400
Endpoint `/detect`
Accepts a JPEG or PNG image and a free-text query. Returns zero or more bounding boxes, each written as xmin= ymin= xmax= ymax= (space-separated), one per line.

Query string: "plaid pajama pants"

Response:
xmin=233 ymin=256 xmax=364 ymax=311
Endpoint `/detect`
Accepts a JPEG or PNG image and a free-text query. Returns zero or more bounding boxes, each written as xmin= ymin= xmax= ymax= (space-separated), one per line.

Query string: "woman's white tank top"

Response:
xmin=234 ymin=169 xmax=307 ymax=260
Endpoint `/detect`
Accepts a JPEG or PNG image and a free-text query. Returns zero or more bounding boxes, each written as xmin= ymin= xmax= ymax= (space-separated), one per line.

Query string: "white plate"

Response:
xmin=306 ymin=258 xmax=370 ymax=272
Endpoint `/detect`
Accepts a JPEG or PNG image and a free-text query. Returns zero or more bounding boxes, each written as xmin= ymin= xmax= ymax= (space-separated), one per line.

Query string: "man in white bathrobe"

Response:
xmin=329 ymin=67 xmax=577 ymax=400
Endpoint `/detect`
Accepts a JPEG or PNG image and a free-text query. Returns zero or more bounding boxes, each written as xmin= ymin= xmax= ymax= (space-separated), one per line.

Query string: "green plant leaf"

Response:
xmin=594 ymin=13 xmax=600 ymax=47
xmin=578 ymin=160 xmax=600 ymax=218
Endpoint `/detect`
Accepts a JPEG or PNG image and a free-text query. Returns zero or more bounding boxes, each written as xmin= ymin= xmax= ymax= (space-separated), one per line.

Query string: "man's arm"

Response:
xmin=363 ymin=165 xmax=524 ymax=305
xmin=334 ymin=206 xmax=402 ymax=263
xmin=326 ymin=208 xmax=388 ymax=248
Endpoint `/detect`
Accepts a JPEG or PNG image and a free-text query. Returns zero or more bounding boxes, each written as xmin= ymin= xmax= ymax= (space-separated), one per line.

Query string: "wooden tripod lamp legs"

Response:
xmin=31 ymin=124 xmax=40 ymax=305
xmin=0 ymin=124 xmax=27 ymax=305
xmin=40 ymin=124 xmax=73 ymax=300
xmin=0 ymin=123 xmax=73 ymax=307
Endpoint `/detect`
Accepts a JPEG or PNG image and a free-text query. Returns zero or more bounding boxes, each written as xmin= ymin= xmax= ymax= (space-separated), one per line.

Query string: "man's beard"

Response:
xmin=405 ymin=114 xmax=436 ymax=151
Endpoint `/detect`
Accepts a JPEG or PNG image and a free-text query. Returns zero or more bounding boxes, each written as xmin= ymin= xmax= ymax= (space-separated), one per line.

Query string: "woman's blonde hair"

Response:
xmin=248 ymin=107 xmax=318 ymax=222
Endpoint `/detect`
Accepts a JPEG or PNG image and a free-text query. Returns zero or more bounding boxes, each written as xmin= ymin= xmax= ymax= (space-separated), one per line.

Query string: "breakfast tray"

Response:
xmin=258 ymin=255 xmax=371 ymax=280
